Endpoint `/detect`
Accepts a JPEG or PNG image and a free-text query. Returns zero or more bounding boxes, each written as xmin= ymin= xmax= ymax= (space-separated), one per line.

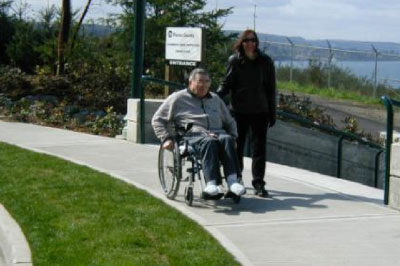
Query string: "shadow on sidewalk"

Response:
xmin=192 ymin=189 xmax=382 ymax=215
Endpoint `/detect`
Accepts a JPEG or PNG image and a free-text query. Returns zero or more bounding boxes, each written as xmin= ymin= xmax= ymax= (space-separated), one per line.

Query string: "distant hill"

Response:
xmin=81 ymin=23 xmax=116 ymax=36
xmin=74 ymin=25 xmax=400 ymax=61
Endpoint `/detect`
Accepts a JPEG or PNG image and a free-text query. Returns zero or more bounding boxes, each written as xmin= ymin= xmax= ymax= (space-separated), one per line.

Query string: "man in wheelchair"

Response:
xmin=152 ymin=68 xmax=246 ymax=197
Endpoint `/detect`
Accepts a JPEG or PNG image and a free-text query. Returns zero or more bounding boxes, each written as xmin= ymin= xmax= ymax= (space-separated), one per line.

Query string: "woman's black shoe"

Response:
xmin=254 ymin=186 xmax=269 ymax=197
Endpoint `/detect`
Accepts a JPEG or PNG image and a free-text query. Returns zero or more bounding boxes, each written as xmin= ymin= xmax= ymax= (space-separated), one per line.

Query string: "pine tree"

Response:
xmin=105 ymin=0 xmax=234 ymax=87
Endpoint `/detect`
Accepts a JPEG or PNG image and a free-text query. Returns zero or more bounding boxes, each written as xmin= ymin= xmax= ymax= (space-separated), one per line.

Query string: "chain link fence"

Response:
xmin=260 ymin=39 xmax=400 ymax=98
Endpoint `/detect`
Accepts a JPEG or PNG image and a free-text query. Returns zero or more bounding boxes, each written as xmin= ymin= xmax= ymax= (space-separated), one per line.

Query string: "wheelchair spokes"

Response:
xmin=158 ymin=140 xmax=181 ymax=199
xmin=157 ymin=126 xmax=242 ymax=206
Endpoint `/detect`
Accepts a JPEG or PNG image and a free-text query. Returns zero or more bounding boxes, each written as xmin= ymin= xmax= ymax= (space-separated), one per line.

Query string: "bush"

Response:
xmin=0 ymin=66 xmax=33 ymax=99
xmin=90 ymin=106 xmax=124 ymax=136
xmin=278 ymin=92 xmax=383 ymax=144
xmin=276 ymin=60 xmax=397 ymax=99
xmin=278 ymin=92 xmax=336 ymax=128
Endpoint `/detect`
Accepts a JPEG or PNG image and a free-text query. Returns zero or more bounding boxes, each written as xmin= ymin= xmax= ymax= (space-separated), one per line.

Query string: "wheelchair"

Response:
xmin=158 ymin=124 xmax=241 ymax=206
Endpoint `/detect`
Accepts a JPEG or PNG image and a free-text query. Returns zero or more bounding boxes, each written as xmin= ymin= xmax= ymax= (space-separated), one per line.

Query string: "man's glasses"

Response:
xmin=193 ymin=79 xmax=210 ymax=84
xmin=243 ymin=38 xmax=256 ymax=43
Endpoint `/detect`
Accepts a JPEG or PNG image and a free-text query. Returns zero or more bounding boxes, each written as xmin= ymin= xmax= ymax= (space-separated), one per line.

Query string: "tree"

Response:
xmin=35 ymin=5 xmax=58 ymax=74
xmin=70 ymin=0 xmax=93 ymax=50
xmin=105 ymin=0 xmax=233 ymax=87
xmin=57 ymin=0 xmax=71 ymax=75
xmin=0 ymin=0 xmax=15 ymax=64
xmin=6 ymin=19 xmax=41 ymax=73
xmin=37 ymin=4 xmax=57 ymax=39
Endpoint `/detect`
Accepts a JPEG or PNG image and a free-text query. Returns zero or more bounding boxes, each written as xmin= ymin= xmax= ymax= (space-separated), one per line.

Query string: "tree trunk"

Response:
xmin=57 ymin=0 xmax=71 ymax=76
xmin=70 ymin=0 xmax=92 ymax=50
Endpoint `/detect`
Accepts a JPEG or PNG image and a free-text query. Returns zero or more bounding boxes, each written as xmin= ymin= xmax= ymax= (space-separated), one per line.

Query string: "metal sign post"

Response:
xmin=131 ymin=0 xmax=146 ymax=143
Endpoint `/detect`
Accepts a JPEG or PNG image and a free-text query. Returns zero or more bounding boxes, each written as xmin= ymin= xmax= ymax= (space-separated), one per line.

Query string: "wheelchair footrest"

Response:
xmin=201 ymin=192 xmax=224 ymax=200
xmin=180 ymin=176 xmax=189 ymax=182
xmin=224 ymin=191 xmax=241 ymax=199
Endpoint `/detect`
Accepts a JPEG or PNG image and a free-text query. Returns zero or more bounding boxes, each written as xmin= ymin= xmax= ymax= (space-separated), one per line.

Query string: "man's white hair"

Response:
xmin=188 ymin=68 xmax=210 ymax=82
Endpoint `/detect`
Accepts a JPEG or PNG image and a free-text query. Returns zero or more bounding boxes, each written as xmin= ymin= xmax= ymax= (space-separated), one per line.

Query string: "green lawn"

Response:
xmin=278 ymin=81 xmax=383 ymax=105
xmin=0 ymin=142 xmax=240 ymax=266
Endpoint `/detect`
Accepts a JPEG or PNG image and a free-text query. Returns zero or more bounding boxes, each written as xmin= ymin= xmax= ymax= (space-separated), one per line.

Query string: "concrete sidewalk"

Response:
xmin=0 ymin=120 xmax=400 ymax=266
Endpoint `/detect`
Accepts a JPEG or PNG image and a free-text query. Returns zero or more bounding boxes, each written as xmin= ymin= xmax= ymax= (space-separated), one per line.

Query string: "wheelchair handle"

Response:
xmin=175 ymin=122 xmax=193 ymax=137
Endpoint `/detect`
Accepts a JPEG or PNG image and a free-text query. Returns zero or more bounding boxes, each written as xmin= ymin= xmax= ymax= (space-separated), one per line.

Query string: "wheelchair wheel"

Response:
xmin=158 ymin=140 xmax=182 ymax=199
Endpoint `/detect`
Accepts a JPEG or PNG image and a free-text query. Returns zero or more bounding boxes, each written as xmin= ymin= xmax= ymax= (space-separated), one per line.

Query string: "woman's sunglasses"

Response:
xmin=243 ymin=38 xmax=256 ymax=43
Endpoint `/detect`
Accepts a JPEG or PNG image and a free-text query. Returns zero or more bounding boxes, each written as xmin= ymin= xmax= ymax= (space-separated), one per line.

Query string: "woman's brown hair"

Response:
xmin=233 ymin=29 xmax=260 ymax=56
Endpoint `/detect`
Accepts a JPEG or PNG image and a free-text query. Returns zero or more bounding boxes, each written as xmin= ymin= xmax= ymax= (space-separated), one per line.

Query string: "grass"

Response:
xmin=0 ymin=142 xmax=240 ymax=266
xmin=278 ymin=81 xmax=383 ymax=105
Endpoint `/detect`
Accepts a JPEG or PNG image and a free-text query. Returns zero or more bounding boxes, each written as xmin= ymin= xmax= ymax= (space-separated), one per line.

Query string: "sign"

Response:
xmin=168 ymin=60 xmax=197 ymax=66
xmin=165 ymin=27 xmax=203 ymax=64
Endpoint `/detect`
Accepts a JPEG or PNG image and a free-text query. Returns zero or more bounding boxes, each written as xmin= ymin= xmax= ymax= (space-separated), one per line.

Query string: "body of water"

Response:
xmin=276 ymin=60 xmax=400 ymax=89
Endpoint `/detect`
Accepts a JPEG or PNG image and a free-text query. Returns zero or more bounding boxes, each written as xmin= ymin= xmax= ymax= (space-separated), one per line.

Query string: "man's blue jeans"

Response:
xmin=187 ymin=133 xmax=239 ymax=183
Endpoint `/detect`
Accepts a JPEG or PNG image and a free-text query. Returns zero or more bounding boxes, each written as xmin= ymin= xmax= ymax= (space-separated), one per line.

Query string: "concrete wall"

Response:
xmin=389 ymin=143 xmax=400 ymax=210
xmin=267 ymin=122 xmax=384 ymax=188
xmin=125 ymin=99 xmax=163 ymax=143
xmin=126 ymin=98 xmax=385 ymax=188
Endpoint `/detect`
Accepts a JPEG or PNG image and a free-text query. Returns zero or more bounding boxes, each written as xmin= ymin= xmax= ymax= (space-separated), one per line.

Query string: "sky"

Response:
xmin=21 ymin=0 xmax=400 ymax=43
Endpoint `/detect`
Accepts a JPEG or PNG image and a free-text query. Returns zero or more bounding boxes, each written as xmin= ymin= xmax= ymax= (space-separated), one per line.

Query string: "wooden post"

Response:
xmin=164 ymin=64 xmax=170 ymax=97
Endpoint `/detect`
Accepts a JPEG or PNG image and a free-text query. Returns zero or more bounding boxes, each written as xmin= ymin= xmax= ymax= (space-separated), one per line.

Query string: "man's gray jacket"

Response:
xmin=152 ymin=88 xmax=238 ymax=142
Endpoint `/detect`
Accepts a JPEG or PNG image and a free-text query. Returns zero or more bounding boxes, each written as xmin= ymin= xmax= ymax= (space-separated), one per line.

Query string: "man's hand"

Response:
xmin=208 ymin=133 xmax=219 ymax=138
xmin=162 ymin=139 xmax=174 ymax=150
xmin=268 ymin=113 xmax=276 ymax=128
xmin=268 ymin=117 xmax=276 ymax=128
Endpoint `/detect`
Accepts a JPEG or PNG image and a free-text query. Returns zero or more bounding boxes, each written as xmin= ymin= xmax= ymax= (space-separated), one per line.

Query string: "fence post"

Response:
xmin=372 ymin=45 xmax=379 ymax=97
xmin=327 ymin=40 xmax=333 ymax=88
xmin=287 ymin=37 xmax=294 ymax=82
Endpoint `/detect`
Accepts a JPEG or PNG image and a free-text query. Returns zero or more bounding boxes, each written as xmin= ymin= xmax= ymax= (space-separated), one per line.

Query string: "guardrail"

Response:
xmin=276 ymin=111 xmax=384 ymax=187
xmin=142 ymin=75 xmax=186 ymax=91
xmin=382 ymin=95 xmax=400 ymax=204
xmin=139 ymin=75 xmax=385 ymax=190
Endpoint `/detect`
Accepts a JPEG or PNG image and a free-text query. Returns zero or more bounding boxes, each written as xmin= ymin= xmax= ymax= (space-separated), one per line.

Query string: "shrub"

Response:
xmin=90 ymin=106 xmax=124 ymax=137
xmin=276 ymin=61 xmax=397 ymax=99
xmin=278 ymin=92 xmax=336 ymax=128
xmin=0 ymin=66 xmax=33 ymax=99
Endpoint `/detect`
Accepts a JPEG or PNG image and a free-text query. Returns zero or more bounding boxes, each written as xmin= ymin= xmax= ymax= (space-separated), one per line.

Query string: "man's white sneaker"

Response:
xmin=230 ymin=183 xmax=246 ymax=196
xmin=204 ymin=184 xmax=219 ymax=196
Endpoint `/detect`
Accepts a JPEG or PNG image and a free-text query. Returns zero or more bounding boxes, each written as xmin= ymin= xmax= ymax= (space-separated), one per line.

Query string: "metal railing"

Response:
xmin=276 ymin=111 xmax=384 ymax=187
xmin=381 ymin=96 xmax=400 ymax=204
xmin=261 ymin=39 xmax=400 ymax=95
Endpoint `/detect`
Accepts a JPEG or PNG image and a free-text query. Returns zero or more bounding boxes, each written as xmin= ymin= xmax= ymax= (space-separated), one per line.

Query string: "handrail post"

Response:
xmin=375 ymin=150 xmax=384 ymax=188
xmin=382 ymin=95 xmax=393 ymax=205
xmin=140 ymin=79 xmax=145 ymax=144
xmin=337 ymin=135 xmax=345 ymax=178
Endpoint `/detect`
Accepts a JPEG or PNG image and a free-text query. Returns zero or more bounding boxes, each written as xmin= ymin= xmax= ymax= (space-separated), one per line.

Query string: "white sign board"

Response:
xmin=165 ymin=27 xmax=203 ymax=64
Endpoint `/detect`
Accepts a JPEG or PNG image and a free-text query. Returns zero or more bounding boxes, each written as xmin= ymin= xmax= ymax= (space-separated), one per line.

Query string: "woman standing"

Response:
xmin=217 ymin=29 xmax=276 ymax=197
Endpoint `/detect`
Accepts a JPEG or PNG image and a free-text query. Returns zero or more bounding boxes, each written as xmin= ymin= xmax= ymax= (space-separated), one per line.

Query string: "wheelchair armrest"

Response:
xmin=178 ymin=139 xmax=195 ymax=157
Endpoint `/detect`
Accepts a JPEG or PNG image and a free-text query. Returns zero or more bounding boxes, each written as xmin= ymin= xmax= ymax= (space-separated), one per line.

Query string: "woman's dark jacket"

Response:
xmin=217 ymin=51 xmax=276 ymax=122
